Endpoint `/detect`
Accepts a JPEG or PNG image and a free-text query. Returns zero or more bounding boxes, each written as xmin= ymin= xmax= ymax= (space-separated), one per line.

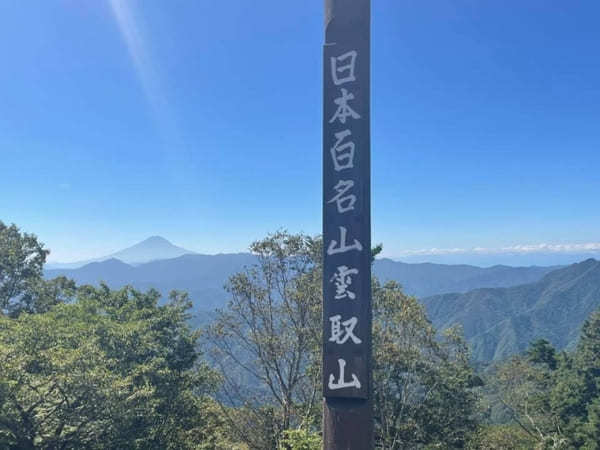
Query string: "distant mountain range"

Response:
xmin=396 ymin=251 xmax=600 ymax=268
xmin=45 ymin=237 xmax=558 ymax=307
xmin=46 ymin=236 xmax=195 ymax=269
xmin=46 ymin=253 xmax=256 ymax=310
xmin=422 ymin=259 xmax=600 ymax=361
xmin=44 ymin=237 xmax=600 ymax=362
xmin=374 ymin=259 xmax=558 ymax=298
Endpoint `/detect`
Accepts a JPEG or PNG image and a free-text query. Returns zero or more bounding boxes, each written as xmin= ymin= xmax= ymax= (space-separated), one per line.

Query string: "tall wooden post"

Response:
xmin=322 ymin=0 xmax=372 ymax=448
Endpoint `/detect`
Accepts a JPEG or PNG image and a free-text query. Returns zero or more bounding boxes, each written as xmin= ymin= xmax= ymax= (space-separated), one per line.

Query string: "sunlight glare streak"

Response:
xmin=107 ymin=0 xmax=179 ymax=146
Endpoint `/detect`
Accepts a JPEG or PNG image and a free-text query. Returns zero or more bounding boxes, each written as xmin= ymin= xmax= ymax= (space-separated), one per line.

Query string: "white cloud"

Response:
xmin=395 ymin=242 xmax=600 ymax=257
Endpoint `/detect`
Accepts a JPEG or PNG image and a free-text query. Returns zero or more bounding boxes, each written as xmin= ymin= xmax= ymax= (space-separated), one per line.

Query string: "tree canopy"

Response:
xmin=0 ymin=285 xmax=225 ymax=449
xmin=0 ymin=221 xmax=49 ymax=314
xmin=205 ymin=231 xmax=480 ymax=449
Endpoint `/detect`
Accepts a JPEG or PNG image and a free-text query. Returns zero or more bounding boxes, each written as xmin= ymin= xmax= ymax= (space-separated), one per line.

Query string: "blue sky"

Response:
xmin=1 ymin=0 xmax=600 ymax=265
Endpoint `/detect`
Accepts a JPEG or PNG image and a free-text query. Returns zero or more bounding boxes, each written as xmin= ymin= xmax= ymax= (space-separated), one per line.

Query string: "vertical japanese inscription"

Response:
xmin=323 ymin=37 xmax=371 ymax=400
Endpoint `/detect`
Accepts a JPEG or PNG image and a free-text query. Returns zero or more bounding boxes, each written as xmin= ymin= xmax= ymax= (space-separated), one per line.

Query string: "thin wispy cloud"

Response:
xmin=395 ymin=242 xmax=600 ymax=257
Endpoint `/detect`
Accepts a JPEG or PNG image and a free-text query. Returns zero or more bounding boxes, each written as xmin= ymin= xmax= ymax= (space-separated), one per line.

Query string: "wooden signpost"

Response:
xmin=323 ymin=0 xmax=372 ymax=448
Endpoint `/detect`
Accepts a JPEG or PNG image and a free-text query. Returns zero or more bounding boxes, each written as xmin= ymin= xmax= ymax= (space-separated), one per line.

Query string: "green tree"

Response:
xmin=205 ymin=231 xmax=322 ymax=449
xmin=483 ymin=309 xmax=600 ymax=449
xmin=527 ymin=339 xmax=558 ymax=371
xmin=373 ymin=279 xmax=479 ymax=449
xmin=0 ymin=284 xmax=221 ymax=449
xmin=491 ymin=354 xmax=567 ymax=448
xmin=582 ymin=397 xmax=600 ymax=449
xmin=11 ymin=275 xmax=76 ymax=316
xmin=279 ymin=428 xmax=321 ymax=450
xmin=0 ymin=221 xmax=75 ymax=317
xmin=561 ymin=309 xmax=600 ymax=448
xmin=207 ymin=232 xmax=480 ymax=449
xmin=0 ymin=222 xmax=49 ymax=314
xmin=575 ymin=310 xmax=600 ymax=381
xmin=467 ymin=424 xmax=537 ymax=450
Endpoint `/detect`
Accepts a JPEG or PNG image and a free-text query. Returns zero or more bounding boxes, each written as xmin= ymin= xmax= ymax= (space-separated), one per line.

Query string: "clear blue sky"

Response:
xmin=1 ymin=0 xmax=600 ymax=264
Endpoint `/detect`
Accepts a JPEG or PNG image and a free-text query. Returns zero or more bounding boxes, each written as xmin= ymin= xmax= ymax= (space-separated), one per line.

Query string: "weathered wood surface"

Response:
xmin=323 ymin=0 xmax=372 ymax=448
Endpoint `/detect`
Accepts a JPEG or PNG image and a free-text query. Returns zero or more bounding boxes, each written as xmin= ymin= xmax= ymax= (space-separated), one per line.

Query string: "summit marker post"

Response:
xmin=323 ymin=0 xmax=373 ymax=448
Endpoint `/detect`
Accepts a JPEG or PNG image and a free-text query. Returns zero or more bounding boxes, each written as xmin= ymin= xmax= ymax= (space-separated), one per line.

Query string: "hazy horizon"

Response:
xmin=38 ymin=232 xmax=600 ymax=268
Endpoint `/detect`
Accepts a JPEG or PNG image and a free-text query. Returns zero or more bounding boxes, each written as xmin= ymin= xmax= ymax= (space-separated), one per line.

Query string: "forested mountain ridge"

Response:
xmin=46 ymin=250 xmax=558 ymax=308
xmin=423 ymin=258 xmax=600 ymax=361
xmin=374 ymin=258 xmax=558 ymax=297
xmin=46 ymin=253 xmax=256 ymax=310
xmin=46 ymin=241 xmax=598 ymax=364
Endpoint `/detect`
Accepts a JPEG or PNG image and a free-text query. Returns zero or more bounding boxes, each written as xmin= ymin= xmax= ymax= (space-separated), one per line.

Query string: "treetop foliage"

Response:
xmin=0 ymin=221 xmax=50 ymax=314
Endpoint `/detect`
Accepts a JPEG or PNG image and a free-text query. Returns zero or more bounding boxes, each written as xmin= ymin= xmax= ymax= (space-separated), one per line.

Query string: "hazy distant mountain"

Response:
xmin=45 ymin=253 xmax=257 ymax=310
xmin=373 ymin=259 xmax=558 ymax=298
xmin=422 ymin=259 xmax=600 ymax=361
xmin=46 ymin=236 xmax=196 ymax=269
xmin=43 ymin=240 xmax=600 ymax=362
xmin=108 ymin=236 xmax=195 ymax=264
xmin=395 ymin=252 xmax=600 ymax=268
xmin=46 ymin=251 xmax=559 ymax=312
